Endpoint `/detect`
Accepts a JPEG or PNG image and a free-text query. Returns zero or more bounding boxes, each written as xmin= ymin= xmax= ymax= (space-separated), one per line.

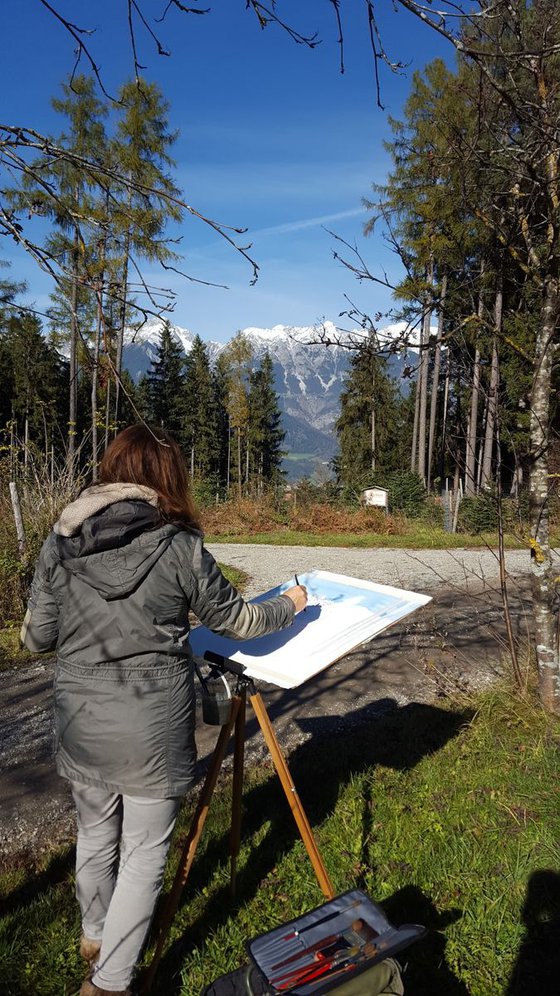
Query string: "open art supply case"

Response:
xmin=202 ymin=890 xmax=425 ymax=996
xmin=247 ymin=890 xmax=425 ymax=994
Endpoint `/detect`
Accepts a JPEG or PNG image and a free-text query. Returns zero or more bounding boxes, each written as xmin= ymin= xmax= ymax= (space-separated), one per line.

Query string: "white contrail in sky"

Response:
xmin=251 ymin=207 xmax=366 ymax=238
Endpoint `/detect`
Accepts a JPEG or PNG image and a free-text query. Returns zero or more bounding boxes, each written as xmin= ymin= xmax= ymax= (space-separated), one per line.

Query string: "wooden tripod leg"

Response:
xmin=230 ymin=685 xmax=246 ymax=895
xmin=249 ymin=690 xmax=335 ymax=901
xmin=141 ymin=695 xmax=242 ymax=995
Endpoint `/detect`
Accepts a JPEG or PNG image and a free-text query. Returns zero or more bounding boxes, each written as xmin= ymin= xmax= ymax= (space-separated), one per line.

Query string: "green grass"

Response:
xmin=216 ymin=563 xmax=248 ymax=591
xmin=206 ymin=527 xmax=530 ymax=549
xmin=1 ymin=686 xmax=558 ymax=995
xmin=0 ymin=626 xmax=35 ymax=671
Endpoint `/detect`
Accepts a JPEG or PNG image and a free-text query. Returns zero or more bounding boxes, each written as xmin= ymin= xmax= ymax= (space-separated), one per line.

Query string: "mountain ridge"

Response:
xmin=123 ymin=318 xmax=413 ymax=481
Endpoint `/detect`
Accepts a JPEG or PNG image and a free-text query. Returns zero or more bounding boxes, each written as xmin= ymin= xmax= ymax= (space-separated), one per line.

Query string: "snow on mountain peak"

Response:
xmin=124 ymin=317 xmax=196 ymax=352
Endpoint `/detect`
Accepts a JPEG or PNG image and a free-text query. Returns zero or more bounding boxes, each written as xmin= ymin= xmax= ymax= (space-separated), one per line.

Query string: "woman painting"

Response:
xmin=21 ymin=425 xmax=307 ymax=996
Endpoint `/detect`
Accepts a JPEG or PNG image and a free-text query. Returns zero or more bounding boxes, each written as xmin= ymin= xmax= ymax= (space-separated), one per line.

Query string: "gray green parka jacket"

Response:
xmin=21 ymin=483 xmax=295 ymax=798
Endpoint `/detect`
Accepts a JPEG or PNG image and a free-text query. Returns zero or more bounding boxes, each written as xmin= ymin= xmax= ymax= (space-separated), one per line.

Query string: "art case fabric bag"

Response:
xmin=201 ymin=960 xmax=403 ymax=996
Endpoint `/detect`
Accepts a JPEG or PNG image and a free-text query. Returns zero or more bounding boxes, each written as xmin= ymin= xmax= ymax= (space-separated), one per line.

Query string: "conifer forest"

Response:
xmin=1 ymin=2 xmax=560 ymax=712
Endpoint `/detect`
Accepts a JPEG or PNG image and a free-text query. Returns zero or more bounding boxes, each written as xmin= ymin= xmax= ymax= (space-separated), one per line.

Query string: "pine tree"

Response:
xmin=145 ymin=322 xmax=185 ymax=433
xmin=335 ymin=341 xmax=404 ymax=490
xmin=43 ymin=76 xmax=108 ymax=466
xmin=247 ymin=352 xmax=285 ymax=492
xmin=370 ymin=59 xmax=479 ymax=488
xmin=213 ymin=354 xmax=233 ymax=491
xmin=0 ymin=313 xmax=67 ymax=452
xmin=0 ymin=262 xmax=25 ymax=327
xmin=112 ymin=79 xmax=182 ymax=425
xmin=219 ymin=333 xmax=253 ymax=498
xmin=179 ymin=335 xmax=220 ymax=478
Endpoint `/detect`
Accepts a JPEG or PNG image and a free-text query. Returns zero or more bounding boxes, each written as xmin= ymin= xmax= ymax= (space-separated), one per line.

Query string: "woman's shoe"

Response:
xmin=80 ymin=981 xmax=132 ymax=996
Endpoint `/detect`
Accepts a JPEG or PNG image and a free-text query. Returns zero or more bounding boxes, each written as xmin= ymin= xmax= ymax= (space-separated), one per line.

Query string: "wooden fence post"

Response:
xmin=9 ymin=481 xmax=26 ymax=556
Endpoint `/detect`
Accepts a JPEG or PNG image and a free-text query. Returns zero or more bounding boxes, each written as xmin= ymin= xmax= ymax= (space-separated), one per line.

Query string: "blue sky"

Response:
xmin=3 ymin=1 xmax=451 ymax=341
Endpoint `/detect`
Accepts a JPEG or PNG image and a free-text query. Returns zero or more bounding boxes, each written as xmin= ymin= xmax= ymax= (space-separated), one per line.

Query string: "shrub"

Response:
xmin=457 ymin=493 xmax=498 ymax=534
xmin=289 ymin=502 xmax=404 ymax=535
xmin=201 ymin=495 xmax=288 ymax=535
xmin=417 ymin=495 xmax=445 ymax=527
xmin=0 ymin=447 xmax=83 ymax=627
xmin=190 ymin=474 xmax=228 ymax=509
xmin=370 ymin=471 xmax=427 ymax=517
xmin=290 ymin=478 xmax=342 ymax=507
xmin=202 ymin=495 xmax=407 ymax=536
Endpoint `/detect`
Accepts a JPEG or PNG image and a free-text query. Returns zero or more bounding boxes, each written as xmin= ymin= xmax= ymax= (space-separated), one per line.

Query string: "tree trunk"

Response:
xmin=465 ymin=341 xmax=482 ymax=496
xmin=480 ymin=269 xmax=502 ymax=490
xmin=438 ymin=348 xmax=450 ymax=487
xmin=237 ymin=426 xmax=242 ymax=500
xmin=114 ymin=215 xmax=131 ymax=432
xmin=427 ymin=272 xmax=447 ymax=492
xmin=371 ymin=364 xmax=376 ymax=473
xmin=476 ymin=392 xmax=488 ymax=492
xmin=68 ymin=229 xmax=80 ymax=473
xmin=511 ymin=461 xmax=523 ymax=499
xmin=416 ymin=266 xmax=434 ymax=484
xmin=530 ymin=274 xmax=560 ymax=713
xmin=226 ymin=417 xmax=231 ymax=491
xmin=410 ymin=369 xmax=420 ymax=472
xmin=465 ymin=268 xmax=485 ymax=497
xmin=91 ymin=284 xmax=103 ymax=481
xmin=104 ymin=381 xmax=111 ymax=453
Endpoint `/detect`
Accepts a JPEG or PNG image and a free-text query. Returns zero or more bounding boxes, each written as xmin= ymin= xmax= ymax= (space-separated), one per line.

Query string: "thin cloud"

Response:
xmin=251 ymin=207 xmax=366 ymax=238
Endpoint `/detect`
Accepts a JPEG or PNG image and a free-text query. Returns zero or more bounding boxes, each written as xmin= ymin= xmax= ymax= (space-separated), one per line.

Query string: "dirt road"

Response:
xmin=0 ymin=545 xmax=535 ymax=856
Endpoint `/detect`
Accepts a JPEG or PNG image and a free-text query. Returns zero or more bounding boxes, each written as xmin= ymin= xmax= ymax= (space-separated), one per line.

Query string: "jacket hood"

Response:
xmin=54 ymin=484 xmax=179 ymax=600
xmin=54 ymin=483 xmax=160 ymax=537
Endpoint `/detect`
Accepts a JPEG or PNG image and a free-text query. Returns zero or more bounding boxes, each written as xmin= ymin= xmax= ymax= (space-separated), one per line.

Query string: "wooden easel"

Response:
xmin=141 ymin=653 xmax=334 ymax=994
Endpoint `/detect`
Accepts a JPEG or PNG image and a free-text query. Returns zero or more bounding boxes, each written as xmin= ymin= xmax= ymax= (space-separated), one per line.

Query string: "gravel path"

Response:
xmin=206 ymin=544 xmax=539 ymax=596
xmin=0 ymin=544 xmax=540 ymax=857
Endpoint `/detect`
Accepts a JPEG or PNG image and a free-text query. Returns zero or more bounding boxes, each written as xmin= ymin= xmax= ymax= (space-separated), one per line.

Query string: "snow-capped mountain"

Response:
xmin=123 ymin=318 xmax=410 ymax=480
xmin=123 ymin=318 xmax=199 ymax=380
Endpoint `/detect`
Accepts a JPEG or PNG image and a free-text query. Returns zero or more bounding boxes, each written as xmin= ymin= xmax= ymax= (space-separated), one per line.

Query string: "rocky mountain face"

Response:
xmin=123 ymin=319 xmax=410 ymax=481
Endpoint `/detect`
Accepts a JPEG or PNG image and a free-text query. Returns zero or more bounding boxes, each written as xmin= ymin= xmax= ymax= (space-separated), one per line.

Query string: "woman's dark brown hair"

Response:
xmin=98 ymin=425 xmax=201 ymax=530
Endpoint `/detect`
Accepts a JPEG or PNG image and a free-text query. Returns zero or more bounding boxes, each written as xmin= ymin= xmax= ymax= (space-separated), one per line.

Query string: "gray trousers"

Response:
xmin=71 ymin=782 xmax=180 ymax=991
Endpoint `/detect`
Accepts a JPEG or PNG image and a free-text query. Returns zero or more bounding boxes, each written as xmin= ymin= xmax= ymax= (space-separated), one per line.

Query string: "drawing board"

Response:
xmin=189 ymin=570 xmax=431 ymax=689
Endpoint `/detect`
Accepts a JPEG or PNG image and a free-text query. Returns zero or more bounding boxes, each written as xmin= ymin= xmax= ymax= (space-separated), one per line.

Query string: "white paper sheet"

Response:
xmin=189 ymin=569 xmax=432 ymax=689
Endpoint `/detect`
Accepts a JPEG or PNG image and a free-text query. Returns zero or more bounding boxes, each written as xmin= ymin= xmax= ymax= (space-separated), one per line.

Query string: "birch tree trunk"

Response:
xmin=427 ymin=272 xmax=447 ymax=491
xmin=530 ymin=275 xmax=560 ymax=713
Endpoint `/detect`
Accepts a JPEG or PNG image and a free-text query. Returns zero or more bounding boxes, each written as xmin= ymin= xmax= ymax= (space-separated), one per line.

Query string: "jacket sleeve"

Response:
xmin=20 ymin=536 xmax=59 ymax=653
xmin=183 ymin=538 xmax=295 ymax=640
